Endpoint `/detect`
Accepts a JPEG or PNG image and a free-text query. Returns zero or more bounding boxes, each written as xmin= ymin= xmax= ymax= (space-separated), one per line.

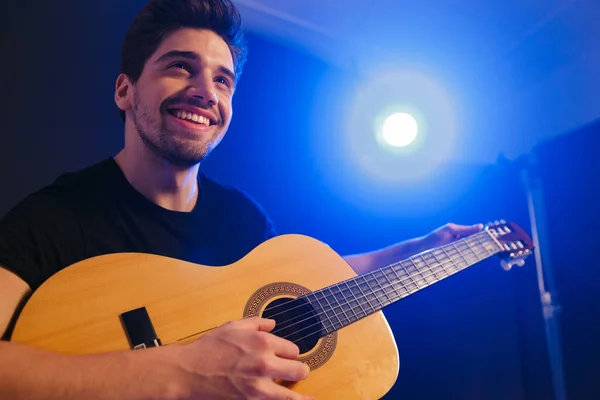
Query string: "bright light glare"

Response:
xmin=381 ymin=112 xmax=418 ymax=147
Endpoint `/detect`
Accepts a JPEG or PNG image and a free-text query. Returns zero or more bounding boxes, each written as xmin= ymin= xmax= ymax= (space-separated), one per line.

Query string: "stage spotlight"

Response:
xmin=312 ymin=65 xmax=458 ymax=209
xmin=381 ymin=112 xmax=418 ymax=148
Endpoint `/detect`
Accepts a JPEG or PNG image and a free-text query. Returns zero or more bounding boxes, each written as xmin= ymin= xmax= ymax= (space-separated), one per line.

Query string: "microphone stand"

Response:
xmin=507 ymin=153 xmax=567 ymax=400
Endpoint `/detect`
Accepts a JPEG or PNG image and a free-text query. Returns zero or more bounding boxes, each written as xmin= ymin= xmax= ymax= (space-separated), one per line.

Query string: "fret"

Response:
xmin=433 ymin=251 xmax=448 ymax=278
xmin=309 ymin=233 xmax=504 ymax=337
xmin=320 ymin=289 xmax=345 ymax=331
xmin=484 ymin=230 xmax=506 ymax=253
xmin=445 ymin=247 xmax=460 ymax=271
xmin=305 ymin=293 xmax=335 ymax=334
xmin=475 ymin=234 xmax=498 ymax=256
xmin=423 ymin=252 xmax=447 ymax=279
xmin=423 ymin=253 xmax=441 ymax=282
xmin=460 ymin=237 xmax=481 ymax=263
xmin=432 ymin=248 xmax=455 ymax=276
xmin=328 ymin=286 xmax=354 ymax=327
xmin=322 ymin=288 xmax=344 ymax=330
xmin=400 ymin=262 xmax=420 ymax=293
xmin=471 ymin=237 xmax=485 ymax=261
xmin=450 ymin=242 xmax=471 ymax=269
xmin=359 ymin=274 xmax=386 ymax=310
xmin=461 ymin=241 xmax=475 ymax=266
xmin=409 ymin=261 xmax=424 ymax=290
xmin=428 ymin=249 xmax=442 ymax=276
xmin=410 ymin=258 xmax=428 ymax=287
xmin=413 ymin=255 xmax=437 ymax=284
xmin=353 ymin=276 xmax=377 ymax=316
xmin=452 ymin=243 xmax=472 ymax=269
xmin=441 ymin=244 xmax=460 ymax=270
xmin=309 ymin=291 xmax=338 ymax=332
xmin=443 ymin=247 xmax=460 ymax=272
xmin=388 ymin=265 xmax=411 ymax=298
xmin=372 ymin=269 xmax=397 ymax=305
xmin=341 ymin=281 xmax=367 ymax=320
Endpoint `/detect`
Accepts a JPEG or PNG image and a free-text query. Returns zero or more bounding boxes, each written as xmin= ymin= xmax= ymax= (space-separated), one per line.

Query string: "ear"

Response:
xmin=115 ymin=73 xmax=134 ymax=113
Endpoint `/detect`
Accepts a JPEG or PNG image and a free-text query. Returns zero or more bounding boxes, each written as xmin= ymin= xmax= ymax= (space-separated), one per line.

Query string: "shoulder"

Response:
xmin=50 ymin=158 xmax=117 ymax=195
xmin=0 ymin=161 xmax=113 ymax=289
xmin=199 ymin=173 xmax=269 ymax=217
xmin=198 ymin=173 xmax=276 ymax=239
xmin=1 ymin=158 xmax=115 ymax=226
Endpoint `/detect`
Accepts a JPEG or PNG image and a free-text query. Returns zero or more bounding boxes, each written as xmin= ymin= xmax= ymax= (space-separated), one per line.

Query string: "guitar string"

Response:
xmin=167 ymin=240 xmax=492 ymax=346
xmin=273 ymin=238 xmax=497 ymax=342
xmin=267 ymin=231 xmax=497 ymax=334
xmin=167 ymin=232 xmax=495 ymax=345
xmin=284 ymin=233 xmax=501 ymax=339
xmin=167 ymin=231 xmax=499 ymax=345
xmin=165 ymin=244 xmax=488 ymax=346
xmin=251 ymin=230 xmax=494 ymax=324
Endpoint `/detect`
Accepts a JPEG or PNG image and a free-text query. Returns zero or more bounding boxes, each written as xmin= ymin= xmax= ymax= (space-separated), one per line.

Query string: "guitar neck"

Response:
xmin=304 ymin=230 xmax=504 ymax=336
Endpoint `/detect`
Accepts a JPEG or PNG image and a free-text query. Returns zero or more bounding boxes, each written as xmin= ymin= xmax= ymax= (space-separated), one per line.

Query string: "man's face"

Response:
xmin=123 ymin=28 xmax=235 ymax=167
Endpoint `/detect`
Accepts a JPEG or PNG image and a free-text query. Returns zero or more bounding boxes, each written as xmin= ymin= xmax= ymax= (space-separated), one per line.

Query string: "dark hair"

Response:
xmin=119 ymin=0 xmax=248 ymax=121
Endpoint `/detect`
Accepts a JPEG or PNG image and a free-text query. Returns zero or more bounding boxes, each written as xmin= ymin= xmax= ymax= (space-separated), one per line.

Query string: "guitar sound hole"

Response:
xmin=261 ymin=297 xmax=323 ymax=354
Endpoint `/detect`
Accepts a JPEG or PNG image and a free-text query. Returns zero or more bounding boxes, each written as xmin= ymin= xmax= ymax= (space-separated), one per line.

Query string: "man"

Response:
xmin=0 ymin=0 xmax=482 ymax=398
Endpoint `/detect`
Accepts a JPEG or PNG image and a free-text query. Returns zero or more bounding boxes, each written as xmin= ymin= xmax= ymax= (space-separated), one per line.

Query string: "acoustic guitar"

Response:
xmin=11 ymin=221 xmax=533 ymax=399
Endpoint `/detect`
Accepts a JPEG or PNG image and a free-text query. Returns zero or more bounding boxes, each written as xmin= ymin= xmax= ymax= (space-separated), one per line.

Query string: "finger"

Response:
xmin=267 ymin=357 xmax=310 ymax=382
xmin=449 ymin=223 xmax=483 ymax=236
xmin=259 ymin=332 xmax=301 ymax=360
xmin=248 ymin=356 xmax=309 ymax=382
xmin=232 ymin=316 xmax=276 ymax=332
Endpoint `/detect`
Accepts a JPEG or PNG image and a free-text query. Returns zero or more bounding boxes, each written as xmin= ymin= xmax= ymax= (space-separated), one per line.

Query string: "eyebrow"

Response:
xmin=155 ymin=50 xmax=236 ymax=84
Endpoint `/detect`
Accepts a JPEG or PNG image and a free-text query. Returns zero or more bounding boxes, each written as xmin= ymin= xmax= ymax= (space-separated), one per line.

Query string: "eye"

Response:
xmin=169 ymin=62 xmax=192 ymax=73
xmin=215 ymin=76 xmax=231 ymax=87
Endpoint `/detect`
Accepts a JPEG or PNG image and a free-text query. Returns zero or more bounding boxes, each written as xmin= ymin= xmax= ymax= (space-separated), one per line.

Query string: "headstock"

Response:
xmin=485 ymin=220 xmax=535 ymax=271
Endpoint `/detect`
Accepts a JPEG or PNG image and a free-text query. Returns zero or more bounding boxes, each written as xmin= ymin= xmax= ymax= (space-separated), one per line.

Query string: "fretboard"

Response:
xmin=303 ymin=230 xmax=503 ymax=336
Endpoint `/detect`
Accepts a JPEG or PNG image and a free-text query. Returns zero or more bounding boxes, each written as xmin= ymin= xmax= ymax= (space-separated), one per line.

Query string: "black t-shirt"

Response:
xmin=0 ymin=158 xmax=276 ymax=290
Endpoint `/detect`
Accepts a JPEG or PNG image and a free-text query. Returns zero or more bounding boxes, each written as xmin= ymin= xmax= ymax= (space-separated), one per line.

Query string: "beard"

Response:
xmin=131 ymin=90 xmax=223 ymax=168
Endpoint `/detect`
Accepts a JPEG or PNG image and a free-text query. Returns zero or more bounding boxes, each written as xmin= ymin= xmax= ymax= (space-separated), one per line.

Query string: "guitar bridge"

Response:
xmin=120 ymin=307 xmax=162 ymax=350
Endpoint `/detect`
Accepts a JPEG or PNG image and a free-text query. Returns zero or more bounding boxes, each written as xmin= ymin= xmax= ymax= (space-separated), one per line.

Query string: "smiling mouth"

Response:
xmin=167 ymin=109 xmax=215 ymax=126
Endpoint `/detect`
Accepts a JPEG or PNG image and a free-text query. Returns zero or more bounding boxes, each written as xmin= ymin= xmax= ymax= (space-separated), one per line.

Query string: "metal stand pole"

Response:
xmin=520 ymin=154 xmax=567 ymax=400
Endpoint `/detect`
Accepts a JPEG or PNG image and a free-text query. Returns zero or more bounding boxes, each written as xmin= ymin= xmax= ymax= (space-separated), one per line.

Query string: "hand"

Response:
xmin=420 ymin=222 xmax=484 ymax=251
xmin=166 ymin=317 xmax=314 ymax=400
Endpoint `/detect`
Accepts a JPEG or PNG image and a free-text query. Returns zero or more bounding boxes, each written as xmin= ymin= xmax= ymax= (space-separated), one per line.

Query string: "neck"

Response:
xmin=114 ymin=148 xmax=199 ymax=213
xmin=303 ymin=230 xmax=503 ymax=336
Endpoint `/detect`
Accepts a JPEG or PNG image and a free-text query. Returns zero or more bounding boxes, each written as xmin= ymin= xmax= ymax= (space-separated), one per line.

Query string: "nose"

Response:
xmin=188 ymin=73 xmax=218 ymax=107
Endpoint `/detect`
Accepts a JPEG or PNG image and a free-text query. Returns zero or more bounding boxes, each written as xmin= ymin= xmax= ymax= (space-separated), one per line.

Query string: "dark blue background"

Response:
xmin=1 ymin=1 xmax=596 ymax=399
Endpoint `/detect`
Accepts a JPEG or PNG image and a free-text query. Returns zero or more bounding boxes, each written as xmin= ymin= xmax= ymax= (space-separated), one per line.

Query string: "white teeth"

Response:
xmin=173 ymin=110 xmax=211 ymax=126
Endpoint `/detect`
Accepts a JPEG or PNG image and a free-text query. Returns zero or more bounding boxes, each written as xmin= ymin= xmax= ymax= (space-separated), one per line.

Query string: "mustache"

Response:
xmin=161 ymin=95 xmax=222 ymax=125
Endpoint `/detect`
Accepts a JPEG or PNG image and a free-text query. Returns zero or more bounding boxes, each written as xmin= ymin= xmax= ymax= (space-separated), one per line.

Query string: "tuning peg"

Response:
xmin=500 ymin=258 xmax=526 ymax=271
xmin=515 ymin=258 xmax=525 ymax=267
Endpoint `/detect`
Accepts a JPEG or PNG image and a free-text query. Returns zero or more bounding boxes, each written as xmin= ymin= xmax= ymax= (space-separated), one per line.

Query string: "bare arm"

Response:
xmin=0 ymin=267 xmax=312 ymax=400
xmin=344 ymin=236 xmax=427 ymax=275
xmin=344 ymin=223 xmax=484 ymax=274
xmin=0 ymin=341 xmax=186 ymax=400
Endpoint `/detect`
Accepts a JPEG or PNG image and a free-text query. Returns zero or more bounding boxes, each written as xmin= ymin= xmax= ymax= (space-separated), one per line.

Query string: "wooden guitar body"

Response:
xmin=11 ymin=234 xmax=400 ymax=399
